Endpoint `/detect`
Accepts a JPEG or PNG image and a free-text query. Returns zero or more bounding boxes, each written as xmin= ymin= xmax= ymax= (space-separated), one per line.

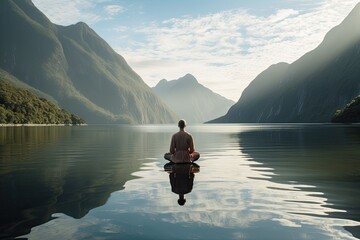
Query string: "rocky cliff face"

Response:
xmin=332 ymin=95 xmax=360 ymax=123
xmin=0 ymin=0 xmax=176 ymax=124
xmin=211 ymin=3 xmax=360 ymax=123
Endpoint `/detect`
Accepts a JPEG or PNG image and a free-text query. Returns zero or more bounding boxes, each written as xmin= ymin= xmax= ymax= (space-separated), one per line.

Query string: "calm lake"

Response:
xmin=1 ymin=124 xmax=360 ymax=240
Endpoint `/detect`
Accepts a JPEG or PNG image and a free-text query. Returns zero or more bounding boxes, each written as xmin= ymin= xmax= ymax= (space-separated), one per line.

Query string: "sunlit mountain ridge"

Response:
xmin=211 ymin=3 xmax=360 ymax=123
xmin=0 ymin=0 xmax=177 ymax=124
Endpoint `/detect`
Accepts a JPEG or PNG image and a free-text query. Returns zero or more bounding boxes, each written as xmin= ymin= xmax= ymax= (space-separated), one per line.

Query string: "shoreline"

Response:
xmin=0 ymin=124 xmax=87 ymax=127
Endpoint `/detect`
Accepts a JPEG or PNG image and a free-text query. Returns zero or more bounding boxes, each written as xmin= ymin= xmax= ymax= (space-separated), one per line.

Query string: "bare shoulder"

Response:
xmin=185 ymin=131 xmax=193 ymax=138
xmin=172 ymin=132 xmax=182 ymax=139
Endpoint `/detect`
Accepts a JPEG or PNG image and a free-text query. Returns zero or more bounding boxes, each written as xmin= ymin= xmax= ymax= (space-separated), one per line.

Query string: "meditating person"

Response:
xmin=164 ymin=119 xmax=200 ymax=163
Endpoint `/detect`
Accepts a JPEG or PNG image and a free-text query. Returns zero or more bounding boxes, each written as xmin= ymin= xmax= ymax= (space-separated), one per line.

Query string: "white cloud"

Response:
xmin=32 ymin=0 xmax=125 ymax=25
xmin=33 ymin=0 xmax=102 ymax=25
xmin=116 ymin=0 xmax=359 ymax=101
xmin=104 ymin=5 xmax=126 ymax=16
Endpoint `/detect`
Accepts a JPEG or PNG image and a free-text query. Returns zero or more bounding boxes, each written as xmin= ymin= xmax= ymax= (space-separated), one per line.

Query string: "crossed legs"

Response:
xmin=164 ymin=152 xmax=200 ymax=162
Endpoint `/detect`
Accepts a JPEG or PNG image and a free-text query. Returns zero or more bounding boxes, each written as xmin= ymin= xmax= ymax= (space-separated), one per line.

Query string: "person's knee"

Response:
xmin=191 ymin=152 xmax=200 ymax=161
xmin=164 ymin=153 xmax=172 ymax=160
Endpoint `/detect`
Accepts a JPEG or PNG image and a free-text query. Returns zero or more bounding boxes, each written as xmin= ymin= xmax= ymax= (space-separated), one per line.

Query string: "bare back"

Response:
xmin=169 ymin=131 xmax=194 ymax=162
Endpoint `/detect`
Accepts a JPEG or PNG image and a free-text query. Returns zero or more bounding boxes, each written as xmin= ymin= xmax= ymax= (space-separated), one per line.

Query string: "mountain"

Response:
xmin=0 ymin=0 xmax=176 ymax=124
xmin=211 ymin=3 xmax=360 ymax=123
xmin=0 ymin=69 xmax=84 ymax=124
xmin=153 ymin=74 xmax=234 ymax=123
xmin=332 ymin=95 xmax=360 ymax=123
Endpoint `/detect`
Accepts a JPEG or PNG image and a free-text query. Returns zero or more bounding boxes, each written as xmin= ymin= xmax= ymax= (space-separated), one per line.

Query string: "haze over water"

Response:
xmin=1 ymin=124 xmax=360 ymax=240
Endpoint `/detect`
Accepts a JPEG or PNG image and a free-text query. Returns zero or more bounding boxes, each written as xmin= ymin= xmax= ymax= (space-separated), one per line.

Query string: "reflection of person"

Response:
xmin=164 ymin=163 xmax=200 ymax=206
xmin=164 ymin=119 xmax=200 ymax=163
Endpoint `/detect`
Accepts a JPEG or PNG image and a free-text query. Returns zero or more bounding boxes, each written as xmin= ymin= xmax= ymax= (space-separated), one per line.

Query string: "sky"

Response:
xmin=32 ymin=0 xmax=360 ymax=101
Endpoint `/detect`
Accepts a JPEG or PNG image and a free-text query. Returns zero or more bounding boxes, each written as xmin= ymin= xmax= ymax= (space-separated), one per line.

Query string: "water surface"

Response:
xmin=1 ymin=124 xmax=360 ymax=239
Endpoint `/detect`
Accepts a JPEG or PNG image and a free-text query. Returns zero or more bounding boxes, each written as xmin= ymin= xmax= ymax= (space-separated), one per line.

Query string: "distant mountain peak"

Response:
xmin=154 ymin=74 xmax=198 ymax=89
xmin=153 ymin=74 xmax=234 ymax=123
xmin=184 ymin=73 xmax=196 ymax=79
xmin=155 ymin=79 xmax=167 ymax=88
xmin=73 ymin=21 xmax=91 ymax=30
xmin=75 ymin=21 xmax=88 ymax=26
xmin=66 ymin=21 xmax=93 ymax=35
xmin=180 ymin=73 xmax=198 ymax=84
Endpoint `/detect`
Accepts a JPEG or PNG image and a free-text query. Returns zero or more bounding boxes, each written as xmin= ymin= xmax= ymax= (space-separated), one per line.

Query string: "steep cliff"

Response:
xmin=211 ymin=3 xmax=360 ymax=123
xmin=0 ymin=0 xmax=176 ymax=124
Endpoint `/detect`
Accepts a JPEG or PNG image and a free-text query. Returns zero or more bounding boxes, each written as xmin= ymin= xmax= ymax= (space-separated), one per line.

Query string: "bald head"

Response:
xmin=178 ymin=119 xmax=186 ymax=129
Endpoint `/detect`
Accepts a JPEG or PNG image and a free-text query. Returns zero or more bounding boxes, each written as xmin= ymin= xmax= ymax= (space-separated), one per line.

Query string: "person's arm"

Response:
xmin=170 ymin=135 xmax=176 ymax=154
xmin=189 ymin=135 xmax=195 ymax=154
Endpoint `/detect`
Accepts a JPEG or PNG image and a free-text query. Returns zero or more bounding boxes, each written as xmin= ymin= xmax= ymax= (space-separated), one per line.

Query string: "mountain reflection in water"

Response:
xmin=0 ymin=126 xmax=147 ymax=239
xmin=237 ymin=125 xmax=360 ymax=239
